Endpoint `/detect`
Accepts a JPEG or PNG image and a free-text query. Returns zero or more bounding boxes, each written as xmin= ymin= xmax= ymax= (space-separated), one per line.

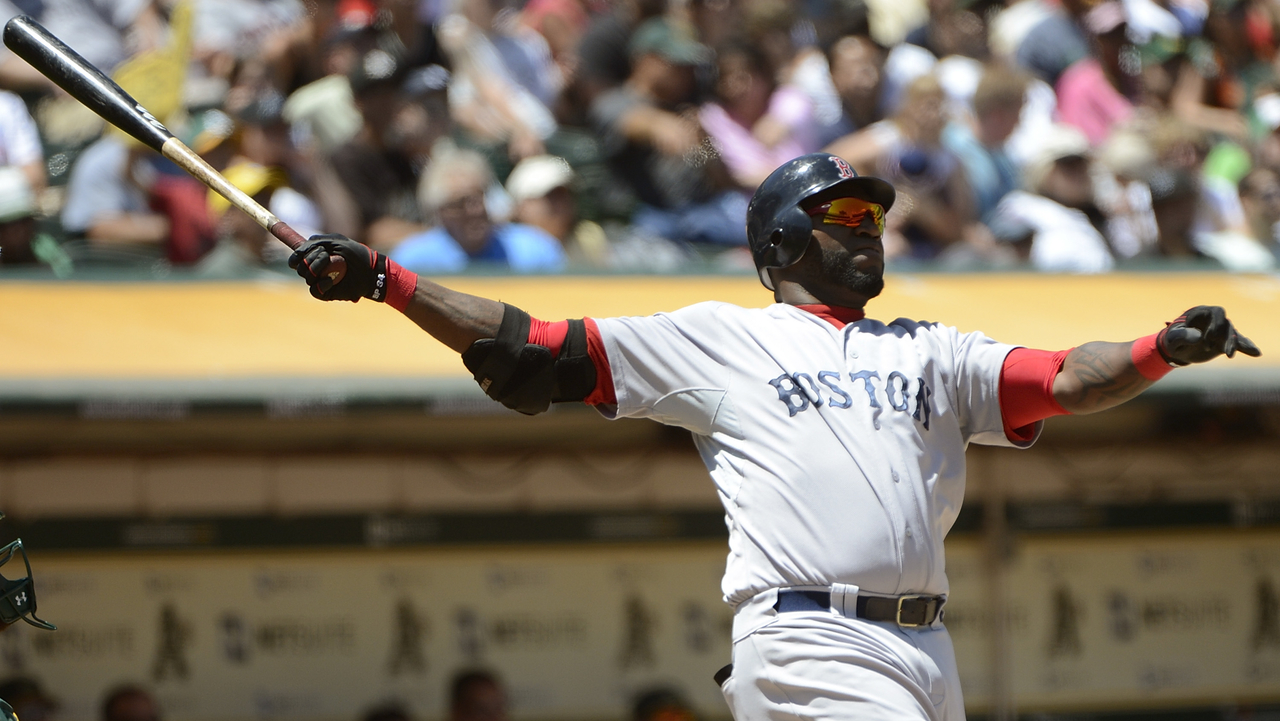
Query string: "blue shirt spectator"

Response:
xmin=392 ymin=222 xmax=566 ymax=273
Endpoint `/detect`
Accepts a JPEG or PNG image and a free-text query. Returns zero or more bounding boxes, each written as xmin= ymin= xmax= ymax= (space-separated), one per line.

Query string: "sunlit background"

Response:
xmin=0 ymin=0 xmax=1277 ymax=720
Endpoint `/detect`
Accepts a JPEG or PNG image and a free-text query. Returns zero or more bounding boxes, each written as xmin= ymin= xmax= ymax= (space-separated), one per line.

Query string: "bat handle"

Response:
xmin=270 ymin=221 xmax=347 ymax=283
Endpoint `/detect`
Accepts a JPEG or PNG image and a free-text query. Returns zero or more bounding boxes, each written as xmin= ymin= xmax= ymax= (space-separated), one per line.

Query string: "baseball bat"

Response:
xmin=1 ymin=15 xmax=345 ymax=282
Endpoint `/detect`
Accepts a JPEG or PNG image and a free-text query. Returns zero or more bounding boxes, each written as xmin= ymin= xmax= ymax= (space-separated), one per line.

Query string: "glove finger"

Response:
xmin=1202 ymin=307 xmax=1230 ymax=350
xmin=1164 ymin=326 xmax=1202 ymax=349
xmin=1223 ymin=329 xmax=1237 ymax=358
xmin=1184 ymin=305 xmax=1215 ymax=330
xmin=297 ymin=247 xmax=331 ymax=282
xmin=1236 ymin=333 xmax=1263 ymax=357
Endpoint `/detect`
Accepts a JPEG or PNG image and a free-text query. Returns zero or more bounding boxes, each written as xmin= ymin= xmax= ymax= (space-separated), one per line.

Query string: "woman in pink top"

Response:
xmin=699 ymin=43 xmax=820 ymax=188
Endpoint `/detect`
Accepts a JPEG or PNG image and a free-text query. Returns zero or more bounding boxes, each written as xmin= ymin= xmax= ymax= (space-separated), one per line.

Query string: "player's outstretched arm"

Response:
xmin=289 ymin=234 xmax=504 ymax=351
xmin=1051 ymin=306 xmax=1260 ymax=415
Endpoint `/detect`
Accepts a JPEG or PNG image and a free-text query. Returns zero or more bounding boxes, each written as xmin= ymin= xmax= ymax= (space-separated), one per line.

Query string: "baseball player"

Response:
xmin=291 ymin=153 xmax=1259 ymax=720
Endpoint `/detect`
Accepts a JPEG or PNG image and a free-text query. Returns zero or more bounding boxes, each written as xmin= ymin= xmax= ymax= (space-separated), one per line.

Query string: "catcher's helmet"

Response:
xmin=0 ymin=514 xmax=54 ymax=631
xmin=746 ymin=153 xmax=896 ymax=290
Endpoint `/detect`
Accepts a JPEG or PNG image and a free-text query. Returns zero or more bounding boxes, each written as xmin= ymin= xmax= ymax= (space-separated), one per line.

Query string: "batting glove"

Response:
xmin=1157 ymin=305 xmax=1262 ymax=365
xmin=289 ymin=234 xmax=390 ymax=303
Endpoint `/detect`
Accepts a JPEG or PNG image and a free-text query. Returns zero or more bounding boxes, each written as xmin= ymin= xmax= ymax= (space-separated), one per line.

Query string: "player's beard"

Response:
xmin=818 ymin=243 xmax=885 ymax=299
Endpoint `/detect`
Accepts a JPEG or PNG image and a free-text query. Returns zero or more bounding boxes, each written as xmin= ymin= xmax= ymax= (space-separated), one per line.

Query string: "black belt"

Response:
xmin=774 ymin=589 xmax=945 ymax=627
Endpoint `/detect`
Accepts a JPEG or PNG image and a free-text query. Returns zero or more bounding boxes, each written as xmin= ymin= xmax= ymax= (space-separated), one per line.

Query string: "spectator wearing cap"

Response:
xmin=327 ymin=47 xmax=429 ymax=251
xmin=591 ymin=17 xmax=748 ymax=247
xmin=1055 ymin=1 xmax=1136 ymax=147
xmin=988 ymin=123 xmax=1115 ymax=272
xmin=506 ymin=154 xmax=608 ymax=266
xmin=391 ymin=147 xmax=566 ymax=273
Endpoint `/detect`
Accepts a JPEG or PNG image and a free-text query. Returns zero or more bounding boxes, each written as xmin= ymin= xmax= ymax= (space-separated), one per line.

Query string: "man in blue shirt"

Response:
xmin=392 ymin=148 xmax=567 ymax=273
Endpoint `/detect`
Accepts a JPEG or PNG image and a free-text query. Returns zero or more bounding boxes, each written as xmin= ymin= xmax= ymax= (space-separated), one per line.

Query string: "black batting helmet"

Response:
xmin=746 ymin=153 xmax=896 ymax=290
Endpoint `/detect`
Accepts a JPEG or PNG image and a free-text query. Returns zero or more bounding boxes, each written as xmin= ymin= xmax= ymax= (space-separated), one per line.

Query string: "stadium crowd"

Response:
xmin=0 ymin=0 xmax=1276 ymax=276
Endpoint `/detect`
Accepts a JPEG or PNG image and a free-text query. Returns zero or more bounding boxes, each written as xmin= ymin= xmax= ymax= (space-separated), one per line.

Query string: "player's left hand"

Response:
xmin=1158 ymin=305 xmax=1262 ymax=365
xmin=289 ymin=234 xmax=389 ymax=303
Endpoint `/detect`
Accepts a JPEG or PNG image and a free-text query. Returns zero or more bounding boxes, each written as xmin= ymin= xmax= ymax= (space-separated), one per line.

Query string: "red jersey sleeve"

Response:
xmin=527 ymin=317 xmax=616 ymax=406
xmin=999 ymin=347 xmax=1072 ymax=443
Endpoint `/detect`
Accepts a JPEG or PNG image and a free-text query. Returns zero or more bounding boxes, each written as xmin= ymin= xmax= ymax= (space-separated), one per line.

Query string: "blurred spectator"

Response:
xmin=574 ymin=0 xmax=668 ymax=108
xmin=282 ymin=26 xmax=369 ymax=155
xmin=0 ymin=166 xmax=35 ymax=265
xmin=1055 ymin=2 xmax=1136 ymax=147
xmin=0 ymin=90 xmax=45 ymax=196
xmin=196 ymin=162 xmax=314 ymax=277
xmin=392 ymin=146 xmax=566 ymax=273
xmin=943 ymin=63 xmax=1028 ymax=221
xmin=362 ymin=702 xmax=411 ymax=721
xmin=743 ymin=0 xmax=844 ymax=141
xmin=100 ymin=684 xmax=158 ymax=721
xmin=520 ymin=0 xmax=589 ymax=83
xmin=0 ymin=677 xmax=56 ymax=721
xmin=591 ymin=17 xmax=747 ymax=247
xmin=827 ymin=74 xmax=976 ymax=257
xmin=60 ymin=135 xmax=214 ymax=266
xmin=699 ymin=42 xmax=819 ymax=188
xmin=439 ymin=0 xmax=561 ymax=160
xmin=1094 ymin=127 xmax=1160 ymax=259
xmin=989 ymin=123 xmax=1115 ymax=272
xmin=1239 ymin=166 xmax=1280 ymax=256
xmin=1007 ymin=0 xmax=1091 ymax=87
xmin=449 ymin=668 xmax=508 ymax=721
xmin=0 ymin=0 xmax=165 ymax=91
xmin=1168 ymin=0 xmax=1271 ymax=143
xmin=328 ymin=47 xmax=427 ymax=252
xmin=506 ymin=154 xmax=601 ymax=263
xmin=1144 ymin=166 xmax=1218 ymax=263
xmin=823 ymin=35 xmax=887 ymax=144
xmin=631 ymin=687 xmax=697 ymax=721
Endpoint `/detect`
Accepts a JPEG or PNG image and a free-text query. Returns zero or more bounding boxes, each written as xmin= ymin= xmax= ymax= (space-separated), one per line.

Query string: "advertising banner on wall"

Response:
xmin=3 ymin=531 xmax=1278 ymax=720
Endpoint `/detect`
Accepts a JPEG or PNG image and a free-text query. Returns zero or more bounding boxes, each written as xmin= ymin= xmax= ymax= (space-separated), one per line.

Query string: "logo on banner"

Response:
xmin=389 ymin=599 xmax=428 ymax=676
xmin=1047 ymin=585 xmax=1082 ymax=658
xmin=153 ymin=602 xmax=192 ymax=682
xmin=220 ymin=612 xmax=250 ymax=664
xmin=1255 ymin=576 xmax=1280 ymax=652
xmin=456 ymin=607 xmax=484 ymax=664
xmin=619 ymin=594 xmax=655 ymax=669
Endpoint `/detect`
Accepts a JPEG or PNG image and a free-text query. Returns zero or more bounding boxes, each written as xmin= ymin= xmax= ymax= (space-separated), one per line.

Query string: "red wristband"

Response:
xmin=384 ymin=258 xmax=418 ymax=312
xmin=1131 ymin=332 xmax=1175 ymax=380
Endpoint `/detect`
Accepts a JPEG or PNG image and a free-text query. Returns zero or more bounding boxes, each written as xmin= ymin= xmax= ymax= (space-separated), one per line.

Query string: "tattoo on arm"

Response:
xmin=1053 ymin=341 xmax=1156 ymax=414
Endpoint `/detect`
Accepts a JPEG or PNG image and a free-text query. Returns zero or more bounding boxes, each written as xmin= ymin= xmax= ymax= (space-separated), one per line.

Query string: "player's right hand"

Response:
xmin=289 ymin=234 xmax=390 ymax=303
xmin=1158 ymin=305 xmax=1262 ymax=365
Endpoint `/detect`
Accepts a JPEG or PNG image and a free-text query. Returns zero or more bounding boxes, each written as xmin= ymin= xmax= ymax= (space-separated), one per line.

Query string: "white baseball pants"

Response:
xmin=721 ymin=588 xmax=965 ymax=721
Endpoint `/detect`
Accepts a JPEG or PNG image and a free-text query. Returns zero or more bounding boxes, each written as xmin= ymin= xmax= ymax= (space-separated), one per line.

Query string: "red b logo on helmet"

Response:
xmin=830 ymin=156 xmax=854 ymax=179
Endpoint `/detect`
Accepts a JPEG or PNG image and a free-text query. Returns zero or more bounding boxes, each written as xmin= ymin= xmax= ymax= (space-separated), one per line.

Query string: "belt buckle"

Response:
xmin=896 ymin=595 xmax=931 ymax=627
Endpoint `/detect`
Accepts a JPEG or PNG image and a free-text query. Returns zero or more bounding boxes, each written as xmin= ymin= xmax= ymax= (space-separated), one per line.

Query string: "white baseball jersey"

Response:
xmin=594 ymin=301 xmax=1040 ymax=605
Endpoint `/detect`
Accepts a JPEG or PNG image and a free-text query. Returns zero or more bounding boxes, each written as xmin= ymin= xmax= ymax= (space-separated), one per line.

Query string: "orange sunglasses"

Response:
xmin=807 ymin=197 xmax=886 ymax=234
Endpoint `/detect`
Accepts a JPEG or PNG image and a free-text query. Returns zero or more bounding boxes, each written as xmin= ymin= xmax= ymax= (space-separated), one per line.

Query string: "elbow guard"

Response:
xmin=461 ymin=303 xmax=598 ymax=415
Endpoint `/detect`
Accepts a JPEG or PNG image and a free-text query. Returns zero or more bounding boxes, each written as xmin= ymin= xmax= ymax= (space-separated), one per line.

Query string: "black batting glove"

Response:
xmin=288 ymin=234 xmax=390 ymax=303
xmin=1157 ymin=305 xmax=1262 ymax=366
